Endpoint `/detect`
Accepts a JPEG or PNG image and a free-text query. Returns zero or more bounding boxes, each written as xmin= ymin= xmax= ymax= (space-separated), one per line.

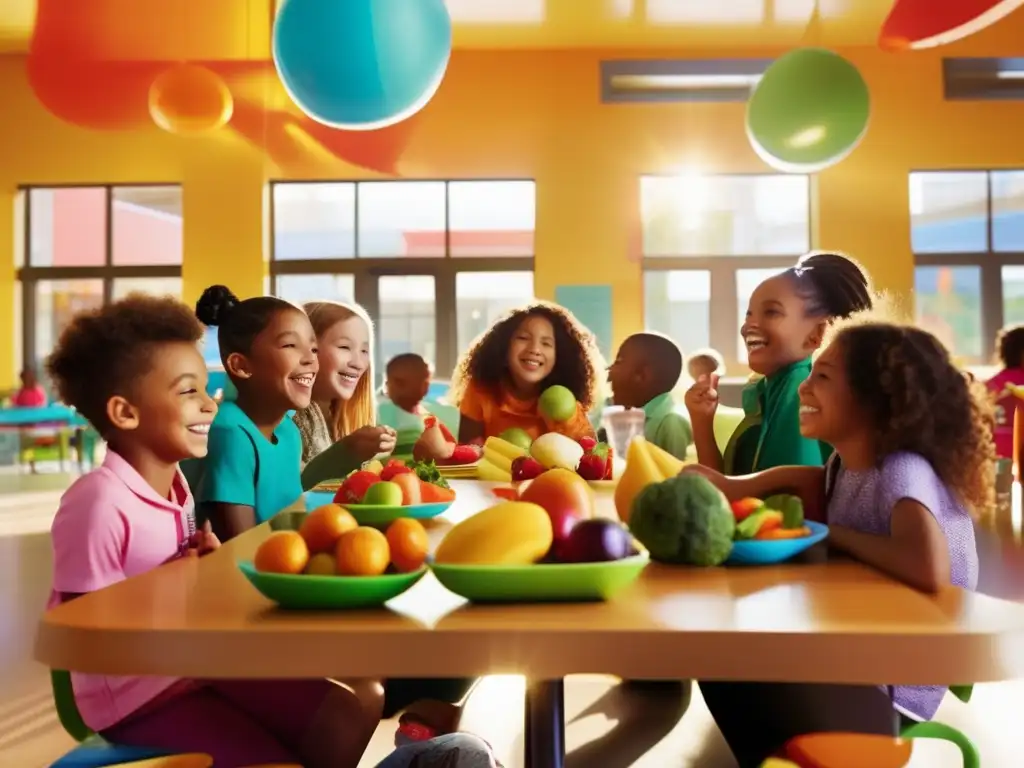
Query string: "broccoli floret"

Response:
xmin=629 ymin=475 xmax=735 ymax=566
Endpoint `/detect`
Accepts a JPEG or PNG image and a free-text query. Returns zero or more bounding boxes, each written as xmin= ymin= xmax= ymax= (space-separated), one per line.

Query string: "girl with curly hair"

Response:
xmin=451 ymin=302 xmax=604 ymax=443
xmin=685 ymin=320 xmax=994 ymax=766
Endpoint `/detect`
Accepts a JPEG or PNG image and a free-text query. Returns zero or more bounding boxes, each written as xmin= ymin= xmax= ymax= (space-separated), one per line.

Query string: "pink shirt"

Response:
xmin=987 ymin=368 xmax=1024 ymax=459
xmin=47 ymin=451 xmax=195 ymax=732
xmin=12 ymin=384 xmax=46 ymax=407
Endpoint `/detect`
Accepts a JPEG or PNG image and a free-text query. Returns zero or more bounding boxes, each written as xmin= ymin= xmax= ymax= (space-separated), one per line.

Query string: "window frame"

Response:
xmin=268 ymin=178 xmax=537 ymax=377
xmin=911 ymin=169 xmax=1024 ymax=363
xmin=18 ymin=183 xmax=184 ymax=372
xmin=639 ymin=172 xmax=812 ymax=367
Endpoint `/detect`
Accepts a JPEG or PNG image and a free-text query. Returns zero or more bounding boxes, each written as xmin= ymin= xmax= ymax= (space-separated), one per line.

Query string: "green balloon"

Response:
xmin=746 ymin=48 xmax=870 ymax=173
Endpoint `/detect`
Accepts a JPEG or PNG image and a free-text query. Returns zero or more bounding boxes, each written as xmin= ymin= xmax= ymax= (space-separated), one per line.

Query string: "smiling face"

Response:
xmin=228 ymin=308 xmax=319 ymax=411
xmin=313 ymin=315 xmax=371 ymax=403
xmin=506 ymin=313 xmax=556 ymax=395
xmin=797 ymin=339 xmax=867 ymax=446
xmin=741 ymin=274 xmax=826 ymax=376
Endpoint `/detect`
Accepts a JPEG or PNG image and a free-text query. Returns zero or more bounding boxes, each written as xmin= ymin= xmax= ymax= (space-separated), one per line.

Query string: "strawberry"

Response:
xmin=579 ymin=436 xmax=598 ymax=452
xmin=576 ymin=453 xmax=607 ymax=480
xmin=447 ymin=444 xmax=482 ymax=465
xmin=380 ymin=464 xmax=414 ymax=481
xmin=511 ymin=456 xmax=544 ymax=482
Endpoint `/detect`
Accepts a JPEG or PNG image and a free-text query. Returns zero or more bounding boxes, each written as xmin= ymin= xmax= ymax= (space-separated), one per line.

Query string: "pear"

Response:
xmin=413 ymin=420 xmax=455 ymax=463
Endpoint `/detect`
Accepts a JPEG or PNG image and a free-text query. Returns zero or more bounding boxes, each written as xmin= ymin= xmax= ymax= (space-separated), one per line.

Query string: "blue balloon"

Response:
xmin=272 ymin=0 xmax=452 ymax=130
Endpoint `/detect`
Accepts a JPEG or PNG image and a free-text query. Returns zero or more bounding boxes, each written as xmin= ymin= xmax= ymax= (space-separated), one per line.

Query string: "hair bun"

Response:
xmin=195 ymin=285 xmax=239 ymax=328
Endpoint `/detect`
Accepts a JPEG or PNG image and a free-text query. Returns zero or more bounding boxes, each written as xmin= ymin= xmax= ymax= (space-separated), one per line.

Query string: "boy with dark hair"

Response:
xmin=379 ymin=353 xmax=456 ymax=448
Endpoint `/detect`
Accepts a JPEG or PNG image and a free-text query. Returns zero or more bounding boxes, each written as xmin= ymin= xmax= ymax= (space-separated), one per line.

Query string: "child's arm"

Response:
xmin=301 ymin=439 xmax=360 ymax=491
xmin=205 ymin=503 xmax=258 ymax=542
xmin=829 ymin=500 xmax=950 ymax=593
xmin=197 ymin=425 xmax=261 ymax=541
xmin=684 ymin=464 xmax=827 ymax=522
xmin=691 ymin=424 xmax=724 ymax=471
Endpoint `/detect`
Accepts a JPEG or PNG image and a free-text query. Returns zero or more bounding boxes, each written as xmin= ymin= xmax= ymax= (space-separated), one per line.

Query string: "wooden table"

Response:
xmin=36 ymin=481 xmax=1024 ymax=768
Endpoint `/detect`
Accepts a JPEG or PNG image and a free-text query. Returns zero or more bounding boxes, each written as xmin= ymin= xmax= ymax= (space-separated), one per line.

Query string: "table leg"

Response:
xmin=524 ymin=678 xmax=565 ymax=768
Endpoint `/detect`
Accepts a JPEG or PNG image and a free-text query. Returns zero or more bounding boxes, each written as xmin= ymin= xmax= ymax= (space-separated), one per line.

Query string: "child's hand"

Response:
xmin=684 ymin=374 xmax=720 ymax=423
xmin=345 ymin=426 xmax=397 ymax=463
xmin=680 ymin=464 xmax=735 ymax=499
xmin=188 ymin=520 xmax=220 ymax=557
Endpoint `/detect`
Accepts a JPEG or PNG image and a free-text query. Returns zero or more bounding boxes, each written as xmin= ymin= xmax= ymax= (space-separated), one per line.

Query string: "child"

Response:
xmin=687 ymin=320 xmax=993 ymax=766
xmin=377 ymin=353 xmax=443 ymax=449
xmin=986 ymin=323 xmax=1024 ymax=460
xmin=44 ymin=295 xmax=379 ymax=768
xmin=12 ymin=367 xmax=47 ymax=407
xmin=295 ymin=300 xmax=396 ymax=491
xmin=686 ymin=251 xmax=873 ymax=475
xmin=186 ymin=285 xmax=318 ymax=540
xmin=451 ymin=302 xmax=603 ymax=443
xmin=607 ymin=332 xmax=692 ymax=459
xmin=686 ymin=348 xmax=724 ymax=383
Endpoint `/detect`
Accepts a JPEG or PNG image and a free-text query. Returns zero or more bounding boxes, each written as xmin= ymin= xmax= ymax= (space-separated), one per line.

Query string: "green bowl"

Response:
xmin=431 ymin=552 xmax=649 ymax=604
xmin=237 ymin=561 xmax=427 ymax=610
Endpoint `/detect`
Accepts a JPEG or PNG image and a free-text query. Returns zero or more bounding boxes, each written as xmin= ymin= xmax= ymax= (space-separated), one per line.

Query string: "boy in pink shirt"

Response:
xmin=986 ymin=325 xmax=1024 ymax=460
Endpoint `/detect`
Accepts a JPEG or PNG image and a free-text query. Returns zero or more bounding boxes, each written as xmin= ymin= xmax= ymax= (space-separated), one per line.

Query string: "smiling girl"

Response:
xmin=686 ymin=252 xmax=873 ymax=475
xmin=450 ymin=302 xmax=603 ymax=443
xmin=296 ymin=300 xmax=396 ymax=491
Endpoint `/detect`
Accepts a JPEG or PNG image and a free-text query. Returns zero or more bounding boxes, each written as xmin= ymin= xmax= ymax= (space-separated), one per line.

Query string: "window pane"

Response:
xmin=737 ymin=268 xmax=787 ymax=362
xmin=914 ymin=266 xmax=982 ymax=360
xmin=275 ymin=274 xmax=355 ymax=306
xmin=992 ymin=171 xmax=1024 ymax=253
xmin=448 ymin=181 xmax=536 ymax=257
xmin=909 ymin=172 xmax=988 ymax=253
xmin=457 ymin=271 xmax=535 ymax=351
xmin=379 ymin=276 xmax=436 ymax=367
xmin=112 ymin=186 xmax=182 ymax=265
xmin=29 ymin=187 xmax=106 ymax=266
xmin=34 ymin=279 xmax=104 ymax=373
xmin=640 ymin=174 xmax=809 ymax=257
xmin=1003 ymin=266 xmax=1024 ymax=327
xmin=358 ymin=182 xmax=446 ymax=258
xmin=273 ymin=183 xmax=356 ymax=261
xmin=112 ymin=277 xmax=182 ymax=301
xmin=643 ymin=270 xmax=711 ymax=355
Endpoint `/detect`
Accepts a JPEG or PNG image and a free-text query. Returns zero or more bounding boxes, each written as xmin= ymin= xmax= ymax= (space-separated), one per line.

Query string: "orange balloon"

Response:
xmin=148 ymin=63 xmax=234 ymax=134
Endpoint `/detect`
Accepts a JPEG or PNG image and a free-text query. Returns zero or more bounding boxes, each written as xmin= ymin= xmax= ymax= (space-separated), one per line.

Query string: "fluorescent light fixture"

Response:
xmin=944 ymin=58 xmax=1024 ymax=100
xmin=602 ymin=59 xmax=771 ymax=103
xmin=610 ymin=73 xmax=762 ymax=91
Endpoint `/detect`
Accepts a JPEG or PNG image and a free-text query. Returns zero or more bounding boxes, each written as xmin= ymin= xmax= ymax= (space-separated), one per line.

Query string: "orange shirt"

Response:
xmin=459 ymin=381 xmax=595 ymax=442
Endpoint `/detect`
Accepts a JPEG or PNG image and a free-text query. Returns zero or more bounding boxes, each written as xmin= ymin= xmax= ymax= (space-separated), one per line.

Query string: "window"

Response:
xmin=640 ymin=173 xmax=810 ymax=371
xmin=270 ymin=180 xmax=536 ymax=378
xmin=20 ymin=185 xmax=184 ymax=375
xmin=910 ymin=171 xmax=1024 ymax=363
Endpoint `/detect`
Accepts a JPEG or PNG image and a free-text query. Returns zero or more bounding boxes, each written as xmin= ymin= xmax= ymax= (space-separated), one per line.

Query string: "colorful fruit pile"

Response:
xmin=730 ymin=495 xmax=811 ymax=540
xmin=335 ymin=458 xmax=456 ymax=506
xmin=476 ymin=431 xmax=613 ymax=484
xmin=612 ymin=437 xmax=687 ymax=523
xmin=434 ymin=467 xmax=636 ymax=566
xmin=411 ymin=416 xmax=482 ymax=465
xmin=254 ymin=505 xmax=429 ymax=576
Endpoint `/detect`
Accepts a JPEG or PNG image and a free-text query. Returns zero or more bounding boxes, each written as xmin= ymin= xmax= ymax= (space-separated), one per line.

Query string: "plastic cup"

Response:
xmin=601 ymin=406 xmax=646 ymax=458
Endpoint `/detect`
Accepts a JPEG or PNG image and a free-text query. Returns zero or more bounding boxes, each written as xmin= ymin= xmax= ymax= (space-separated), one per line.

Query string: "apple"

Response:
xmin=518 ymin=468 xmax=594 ymax=553
xmin=558 ymin=519 xmax=632 ymax=563
xmin=511 ymin=456 xmax=544 ymax=482
xmin=362 ymin=481 xmax=404 ymax=506
xmin=539 ymin=385 xmax=577 ymax=423
xmin=500 ymin=427 xmax=533 ymax=451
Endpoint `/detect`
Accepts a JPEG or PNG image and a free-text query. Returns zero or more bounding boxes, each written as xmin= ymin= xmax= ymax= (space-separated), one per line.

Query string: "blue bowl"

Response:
xmin=304 ymin=491 xmax=452 ymax=526
xmin=725 ymin=520 xmax=829 ymax=565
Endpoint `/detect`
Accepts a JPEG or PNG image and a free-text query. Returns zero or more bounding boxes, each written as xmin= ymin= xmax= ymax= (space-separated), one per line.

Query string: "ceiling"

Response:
xmin=0 ymin=0 xmax=902 ymax=56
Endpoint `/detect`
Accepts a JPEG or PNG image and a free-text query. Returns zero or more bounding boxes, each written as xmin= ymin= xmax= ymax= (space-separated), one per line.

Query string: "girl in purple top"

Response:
xmin=686 ymin=320 xmax=995 ymax=766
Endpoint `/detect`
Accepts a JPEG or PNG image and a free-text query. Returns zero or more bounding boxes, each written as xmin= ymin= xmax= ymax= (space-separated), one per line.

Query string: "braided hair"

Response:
xmin=785 ymin=251 xmax=873 ymax=320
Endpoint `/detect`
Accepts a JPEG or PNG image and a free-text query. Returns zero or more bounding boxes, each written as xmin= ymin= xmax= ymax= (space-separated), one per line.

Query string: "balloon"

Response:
xmin=272 ymin=0 xmax=452 ymax=131
xmin=148 ymin=63 xmax=234 ymax=134
xmin=746 ymin=49 xmax=870 ymax=174
xmin=880 ymin=0 xmax=1024 ymax=51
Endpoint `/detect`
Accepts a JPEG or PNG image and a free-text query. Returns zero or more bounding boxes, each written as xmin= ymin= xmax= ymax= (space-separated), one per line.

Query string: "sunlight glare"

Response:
xmin=667 ymin=170 xmax=709 ymax=232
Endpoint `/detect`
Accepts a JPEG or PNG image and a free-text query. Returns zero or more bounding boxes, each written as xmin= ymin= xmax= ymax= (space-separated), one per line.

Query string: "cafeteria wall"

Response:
xmin=2 ymin=29 xmax=1024 ymax=387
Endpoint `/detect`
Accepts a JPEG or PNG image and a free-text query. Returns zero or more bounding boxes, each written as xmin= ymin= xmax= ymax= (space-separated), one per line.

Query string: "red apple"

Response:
xmin=518 ymin=468 xmax=594 ymax=552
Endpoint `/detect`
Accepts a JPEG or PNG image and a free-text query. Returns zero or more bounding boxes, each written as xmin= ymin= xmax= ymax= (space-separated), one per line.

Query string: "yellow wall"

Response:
xmin=3 ymin=38 xmax=1024 ymax=387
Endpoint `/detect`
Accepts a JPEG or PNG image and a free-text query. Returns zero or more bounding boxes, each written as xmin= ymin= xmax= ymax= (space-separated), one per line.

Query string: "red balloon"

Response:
xmin=880 ymin=0 xmax=1024 ymax=50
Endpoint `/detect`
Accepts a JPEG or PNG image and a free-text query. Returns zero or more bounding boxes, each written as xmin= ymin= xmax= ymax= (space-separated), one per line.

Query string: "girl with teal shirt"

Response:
xmin=686 ymin=252 xmax=874 ymax=476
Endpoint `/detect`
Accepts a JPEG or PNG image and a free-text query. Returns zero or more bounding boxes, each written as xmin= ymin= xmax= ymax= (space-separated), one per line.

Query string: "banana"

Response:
xmin=482 ymin=446 xmax=513 ymax=474
xmin=484 ymin=436 xmax=527 ymax=462
xmin=476 ymin=457 xmax=512 ymax=482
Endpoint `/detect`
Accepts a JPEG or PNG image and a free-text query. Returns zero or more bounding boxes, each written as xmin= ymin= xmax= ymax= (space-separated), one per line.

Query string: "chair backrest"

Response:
xmin=950 ymin=684 xmax=974 ymax=704
xmin=50 ymin=668 xmax=93 ymax=742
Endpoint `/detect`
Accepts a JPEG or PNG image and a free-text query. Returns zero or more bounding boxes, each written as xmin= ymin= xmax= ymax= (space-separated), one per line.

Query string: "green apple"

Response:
xmin=499 ymin=427 xmax=533 ymax=451
xmin=539 ymin=385 xmax=577 ymax=423
xmin=362 ymin=481 xmax=404 ymax=506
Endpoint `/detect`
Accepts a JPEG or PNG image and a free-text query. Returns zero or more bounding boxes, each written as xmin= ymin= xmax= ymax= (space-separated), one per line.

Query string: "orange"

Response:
xmin=254 ymin=531 xmax=309 ymax=575
xmin=386 ymin=518 xmax=429 ymax=573
xmin=335 ymin=527 xmax=390 ymax=576
xmin=299 ymin=504 xmax=358 ymax=553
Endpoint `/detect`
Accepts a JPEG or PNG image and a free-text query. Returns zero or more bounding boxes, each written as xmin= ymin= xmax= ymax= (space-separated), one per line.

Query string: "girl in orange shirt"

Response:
xmin=450 ymin=302 xmax=604 ymax=443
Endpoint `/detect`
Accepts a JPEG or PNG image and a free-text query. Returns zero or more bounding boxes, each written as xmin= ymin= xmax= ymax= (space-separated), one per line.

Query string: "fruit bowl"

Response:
xmin=431 ymin=552 xmax=649 ymax=603
xmin=306 ymin=491 xmax=453 ymax=526
xmin=237 ymin=561 xmax=428 ymax=610
xmin=725 ymin=520 xmax=829 ymax=565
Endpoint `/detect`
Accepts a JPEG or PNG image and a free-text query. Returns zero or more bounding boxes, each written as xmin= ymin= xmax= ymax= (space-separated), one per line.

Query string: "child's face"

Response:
xmin=687 ymin=357 xmax=717 ymax=382
xmin=507 ymin=314 xmax=556 ymax=392
xmin=20 ymin=370 xmax=36 ymax=388
xmin=113 ymin=342 xmax=217 ymax=461
xmin=315 ymin=315 xmax=370 ymax=402
xmin=607 ymin=340 xmax=646 ymax=408
xmin=798 ymin=340 xmax=865 ymax=444
xmin=740 ymin=274 xmax=825 ymax=376
xmin=386 ymin=360 xmax=430 ymax=410
xmin=231 ymin=308 xmax=319 ymax=411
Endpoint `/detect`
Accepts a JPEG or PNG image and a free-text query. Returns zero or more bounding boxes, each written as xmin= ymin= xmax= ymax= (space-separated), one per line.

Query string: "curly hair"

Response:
xmin=834 ymin=320 xmax=995 ymax=517
xmin=997 ymin=324 xmax=1024 ymax=369
xmin=47 ymin=294 xmax=205 ymax=434
xmin=449 ymin=301 xmax=605 ymax=410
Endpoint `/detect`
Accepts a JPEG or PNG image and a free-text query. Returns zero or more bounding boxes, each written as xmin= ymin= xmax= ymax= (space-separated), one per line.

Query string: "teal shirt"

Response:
xmin=722 ymin=358 xmax=832 ymax=475
xmin=642 ymin=392 xmax=693 ymax=461
xmin=184 ymin=401 xmax=303 ymax=524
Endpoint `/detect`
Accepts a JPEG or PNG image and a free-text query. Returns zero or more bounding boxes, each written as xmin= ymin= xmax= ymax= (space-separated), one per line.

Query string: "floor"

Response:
xmin=2 ymin=471 xmax=1023 ymax=767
